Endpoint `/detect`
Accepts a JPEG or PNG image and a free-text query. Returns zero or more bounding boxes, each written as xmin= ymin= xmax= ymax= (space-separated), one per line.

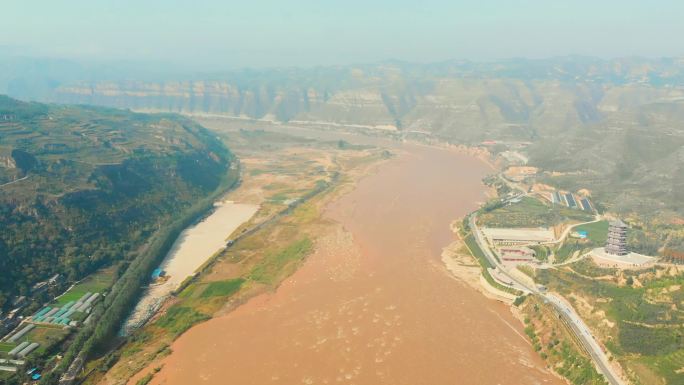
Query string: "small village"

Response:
xmin=0 ymin=272 xmax=108 ymax=381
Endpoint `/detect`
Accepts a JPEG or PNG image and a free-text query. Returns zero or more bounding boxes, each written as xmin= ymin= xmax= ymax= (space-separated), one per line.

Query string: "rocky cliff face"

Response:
xmin=47 ymin=76 xmax=684 ymax=144
xmin=51 ymin=79 xmax=402 ymax=128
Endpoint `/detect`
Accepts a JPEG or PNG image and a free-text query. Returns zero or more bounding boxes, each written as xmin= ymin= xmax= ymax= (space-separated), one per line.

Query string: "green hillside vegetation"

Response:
xmin=526 ymin=101 xmax=684 ymax=255
xmin=574 ymin=221 xmax=609 ymax=244
xmin=0 ymin=95 xmax=239 ymax=384
xmin=535 ymin=264 xmax=684 ymax=384
xmin=0 ymin=95 xmax=234 ymax=311
xmin=529 ymin=108 xmax=684 ymax=221
xmin=520 ymin=296 xmax=608 ymax=385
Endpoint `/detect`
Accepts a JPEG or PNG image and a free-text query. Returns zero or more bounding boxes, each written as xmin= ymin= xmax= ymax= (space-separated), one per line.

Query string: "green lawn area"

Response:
xmin=574 ymin=220 xmax=609 ymax=244
xmin=54 ymin=267 xmax=116 ymax=306
xmin=0 ymin=327 xmax=68 ymax=358
xmin=156 ymin=307 xmax=209 ymax=336
xmin=25 ymin=325 xmax=70 ymax=355
xmin=200 ymin=279 xmax=245 ymax=298
xmin=249 ymin=238 xmax=312 ymax=284
xmin=0 ymin=342 xmax=15 ymax=353
xmin=553 ymin=221 xmax=608 ymax=263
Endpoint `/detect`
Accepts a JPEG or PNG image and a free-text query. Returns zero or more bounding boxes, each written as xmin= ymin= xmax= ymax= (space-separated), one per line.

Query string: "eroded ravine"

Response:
xmin=143 ymin=144 xmax=563 ymax=385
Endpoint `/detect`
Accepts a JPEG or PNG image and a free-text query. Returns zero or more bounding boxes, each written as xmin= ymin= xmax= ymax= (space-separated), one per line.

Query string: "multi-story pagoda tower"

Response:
xmin=605 ymin=219 xmax=628 ymax=256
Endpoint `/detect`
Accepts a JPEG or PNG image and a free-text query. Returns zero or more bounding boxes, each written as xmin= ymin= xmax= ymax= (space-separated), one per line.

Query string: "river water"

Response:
xmin=140 ymin=143 xmax=562 ymax=385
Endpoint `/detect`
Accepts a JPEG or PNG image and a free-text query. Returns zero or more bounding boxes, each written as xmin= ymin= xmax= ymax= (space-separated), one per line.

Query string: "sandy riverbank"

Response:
xmin=440 ymin=236 xmax=518 ymax=303
xmin=122 ymin=201 xmax=258 ymax=333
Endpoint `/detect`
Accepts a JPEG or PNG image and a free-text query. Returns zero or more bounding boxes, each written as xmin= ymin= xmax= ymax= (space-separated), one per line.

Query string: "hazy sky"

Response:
xmin=2 ymin=0 xmax=684 ymax=70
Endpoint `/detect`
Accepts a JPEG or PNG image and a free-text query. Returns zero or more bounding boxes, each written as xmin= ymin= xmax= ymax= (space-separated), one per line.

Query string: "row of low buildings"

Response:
xmin=0 ymin=280 xmax=51 ymax=374
xmin=32 ymin=291 xmax=100 ymax=327
xmin=480 ymin=227 xmax=555 ymax=264
xmin=0 ymin=323 xmax=41 ymax=374
xmin=1 ymin=275 xmax=63 ymax=340
xmin=0 ymin=282 xmax=101 ymax=376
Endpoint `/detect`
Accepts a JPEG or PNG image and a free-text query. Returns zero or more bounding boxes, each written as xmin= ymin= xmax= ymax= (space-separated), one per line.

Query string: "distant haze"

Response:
xmin=2 ymin=0 xmax=684 ymax=70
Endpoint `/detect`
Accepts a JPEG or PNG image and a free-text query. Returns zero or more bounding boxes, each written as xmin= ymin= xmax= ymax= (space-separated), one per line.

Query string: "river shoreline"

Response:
xmin=130 ymin=143 xmax=563 ymax=385
xmin=122 ymin=200 xmax=258 ymax=334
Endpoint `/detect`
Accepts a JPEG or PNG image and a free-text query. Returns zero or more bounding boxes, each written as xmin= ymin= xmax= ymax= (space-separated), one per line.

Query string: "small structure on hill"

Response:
xmin=605 ymin=219 xmax=628 ymax=256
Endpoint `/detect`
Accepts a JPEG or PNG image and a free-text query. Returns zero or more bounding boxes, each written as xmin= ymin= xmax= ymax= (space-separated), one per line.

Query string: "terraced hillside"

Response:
xmin=0 ymin=96 xmax=235 ymax=312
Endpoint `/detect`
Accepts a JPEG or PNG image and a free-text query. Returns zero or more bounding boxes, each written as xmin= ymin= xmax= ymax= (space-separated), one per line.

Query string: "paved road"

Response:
xmin=468 ymin=212 xmax=625 ymax=385
xmin=545 ymin=294 xmax=624 ymax=385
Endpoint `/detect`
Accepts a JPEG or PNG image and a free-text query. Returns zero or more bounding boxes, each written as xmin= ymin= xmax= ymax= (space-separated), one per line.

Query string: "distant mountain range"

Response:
xmin=2 ymin=56 xmax=683 ymax=140
xmin=2 ymin=55 xmax=683 ymax=222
